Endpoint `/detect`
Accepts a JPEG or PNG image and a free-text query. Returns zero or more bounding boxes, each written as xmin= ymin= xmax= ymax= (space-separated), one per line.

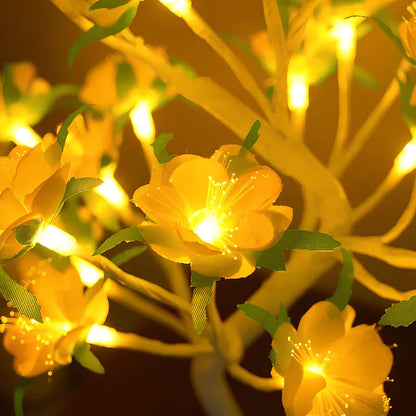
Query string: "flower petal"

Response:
xmin=326 ymin=324 xmax=393 ymax=391
xmin=169 ymin=158 xmax=229 ymax=214
xmin=0 ymin=188 xmax=27 ymax=229
xmin=224 ymin=166 xmax=282 ymax=213
xmin=272 ymin=322 xmax=298 ymax=377
xmin=297 ymin=301 xmax=346 ymax=355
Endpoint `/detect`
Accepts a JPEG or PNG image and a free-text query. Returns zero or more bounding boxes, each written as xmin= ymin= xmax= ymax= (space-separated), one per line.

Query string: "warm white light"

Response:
xmin=288 ymin=77 xmax=309 ymax=111
xmin=306 ymin=363 xmax=323 ymax=375
xmin=35 ymin=225 xmax=78 ymax=256
xmin=159 ymin=0 xmax=191 ymax=16
xmin=130 ymin=101 xmax=155 ymax=144
xmin=331 ymin=21 xmax=356 ymax=59
xmin=191 ymin=212 xmax=222 ymax=244
xmin=71 ymin=256 xmax=104 ymax=287
xmin=95 ymin=165 xmax=128 ymax=209
xmin=87 ymin=324 xmax=118 ymax=346
xmin=395 ymin=139 xmax=416 ymax=174
xmin=10 ymin=125 xmax=41 ymax=147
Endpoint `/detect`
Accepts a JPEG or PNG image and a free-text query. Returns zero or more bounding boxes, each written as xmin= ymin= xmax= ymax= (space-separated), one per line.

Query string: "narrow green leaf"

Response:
xmin=151 ymin=133 xmax=177 ymax=163
xmin=278 ymin=230 xmax=341 ymax=251
xmin=241 ymin=120 xmax=261 ymax=151
xmin=32 ymin=245 xmax=71 ymax=272
xmin=0 ymin=266 xmax=42 ymax=323
xmin=14 ymin=377 xmax=34 ymax=416
xmin=90 ymin=0 xmax=131 ymax=10
xmin=2 ymin=64 xmax=21 ymax=106
xmin=353 ymin=65 xmax=379 ymax=90
xmin=56 ymin=177 xmax=103 ymax=218
xmin=69 ymin=6 xmax=138 ymax=70
xmin=110 ymin=246 xmax=146 ymax=266
xmin=237 ymin=302 xmax=279 ymax=337
xmin=252 ymin=245 xmax=286 ymax=271
xmin=115 ymin=60 xmax=137 ymax=100
xmin=275 ymin=301 xmax=290 ymax=328
xmin=93 ymin=227 xmax=144 ymax=256
xmin=327 ymin=248 xmax=354 ymax=311
xmin=348 ymin=15 xmax=416 ymax=67
xmin=57 ymin=104 xmax=93 ymax=150
xmin=15 ymin=220 xmax=43 ymax=246
xmin=191 ymin=270 xmax=220 ymax=288
xmin=378 ymin=296 xmax=416 ymax=327
xmin=269 ymin=348 xmax=276 ymax=366
xmin=73 ymin=342 xmax=105 ymax=374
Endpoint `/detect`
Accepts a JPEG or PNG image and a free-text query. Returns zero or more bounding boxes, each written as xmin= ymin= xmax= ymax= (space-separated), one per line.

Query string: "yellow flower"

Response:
xmin=0 ymin=136 xmax=69 ymax=261
xmin=1 ymin=253 xmax=108 ymax=378
xmin=272 ymin=301 xmax=393 ymax=416
xmin=0 ymin=62 xmax=50 ymax=143
xmin=399 ymin=3 xmax=416 ymax=60
xmin=61 ymin=113 xmax=120 ymax=178
xmin=80 ymin=53 xmax=165 ymax=115
xmin=133 ymin=145 xmax=293 ymax=278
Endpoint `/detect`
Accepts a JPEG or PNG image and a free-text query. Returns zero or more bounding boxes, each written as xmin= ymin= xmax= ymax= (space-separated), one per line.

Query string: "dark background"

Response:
xmin=0 ymin=0 xmax=415 ymax=414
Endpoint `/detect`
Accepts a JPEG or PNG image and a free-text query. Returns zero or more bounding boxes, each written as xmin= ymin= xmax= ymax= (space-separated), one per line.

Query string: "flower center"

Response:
xmin=189 ymin=209 xmax=223 ymax=244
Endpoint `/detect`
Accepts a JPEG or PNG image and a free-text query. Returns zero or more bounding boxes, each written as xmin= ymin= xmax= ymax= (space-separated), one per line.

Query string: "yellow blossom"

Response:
xmin=0 ymin=135 xmax=69 ymax=261
xmin=272 ymin=301 xmax=393 ymax=416
xmin=0 ymin=62 xmax=50 ymax=144
xmin=399 ymin=2 xmax=416 ymax=60
xmin=1 ymin=253 xmax=108 ymax=378
xmin=80 ymin=53 xmax=166 ymax=115
xmin=133 ymin=145 xmax=293 ymax=278
xmin=61 ymin=113 xmax=120 ymax=178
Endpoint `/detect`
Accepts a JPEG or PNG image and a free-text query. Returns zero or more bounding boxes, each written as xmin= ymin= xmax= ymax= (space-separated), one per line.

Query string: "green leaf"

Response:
xmin=277 ymin=230 xmax=341 ymax=251
xmin=2 ymin=64 xmax=21 ymax=106
xmin=398 ymin=73 xmax=416 ymax=128
xmin=93 ymin=227 xmax=144 ymax=256
xmin=252 ymin=245 xmax=286 ymax=271
xmin=115 ymin=60 xmax=137 ymax=100
xmin=190 ymin=271 xmax=220 ymax=333
xmin=276 ymin=0 xmax=301 ymax=34
xmin=353 ymin=65 xmax=379 ymax=90
xmin=32 ymin=244 xmax=71 ymax=271
xmin=151 ymin=133 xmax=177 ymax=163
xmin=348 ymin=15 xmax=416 ymax=67
xmin=269 ymin=348 xmax=276 ymax=366
xmin=73 ymin=341 xmax=105 ymax=374
xmin=89 ymin=0 xmax=131 ymax=10
xmin=327 ymin=248 xmax=354 ymax=311
xmin=55 ymin=177 xmax=103 ymax=218
xmin=0 ymin=266 xmax=42 ymax=323
xmin=68 ymin=6 xmax=139 ymax=70
xmin=110 ymin=246 xmax=146 ymax=266
xmin=171 ymin=59 xmax=197 ymax=78
xmin=237 ymin=302 xmax=279 ymax=337
xmin=15 ymin=220 xmax=43 ymax=246
xmin=332 ymin=0 xmax=365 ymax=5
xmin=241 ymin=120 xmax=261 ymax=151
xmin=275 ymin=301 xmax=290 ymax=328
xmin=57 ymin=104 xmax=93 ymax=150
xmin=14 ymin=377 xmax=34 ymax=416
xmin=378 ymin=296 xmax=416 ymax=328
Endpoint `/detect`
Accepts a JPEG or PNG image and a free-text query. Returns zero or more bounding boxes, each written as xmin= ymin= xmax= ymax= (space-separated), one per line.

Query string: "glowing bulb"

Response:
xmin=130 ymin=101 xmax=155 ymax=144
xmin=395 ymin=139 xmax=416 ymax=174
xmin=35 ymin=225 xmax=78 ymax=256
xmin=71 ymin=256 xmax=104 ymax=287
xmin=10 ymin=125 xmax=41 ymax=147
xmin=306 ymin=363 xmax=323 ymax=375
xmin=288 ymin=75 xmax=309 ymax=111
xmin=87 ymin=324 xmax=118 ymax=346
xmin=331 ymin=21 xmax=356 ymax=59
xmin=96 ymin=165 xmax=128 ymax=208
xmin=190 ymin=211 xmax=222 ymax=244
xmin=159 ymin=0 xmax=191 ymax=16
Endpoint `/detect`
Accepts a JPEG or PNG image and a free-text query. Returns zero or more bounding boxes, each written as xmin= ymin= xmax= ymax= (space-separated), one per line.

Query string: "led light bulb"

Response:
xmin=35 ymin=225 xmax=78 ymax=256
xmin=331 ymin=21 xmax=356 ymax=59
xmin=130 ymin=101 xmax=155 ymax=144
xmin=159 ymin=0 xmax=191 ymax=17
xmin=71 ymin=256 xmax=104 ymax=287
xmin=288 ymin=75 xmax=309 ymax=111
xmin=87 ymin=324 xmax=118 ymax=346
xmin=10 ymin=125 xmax=41 ymax=147
xmin=96 ymin=165 xmax=129 ymax=209
xmin=395 ymin=138 xmax=416 ymax=175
